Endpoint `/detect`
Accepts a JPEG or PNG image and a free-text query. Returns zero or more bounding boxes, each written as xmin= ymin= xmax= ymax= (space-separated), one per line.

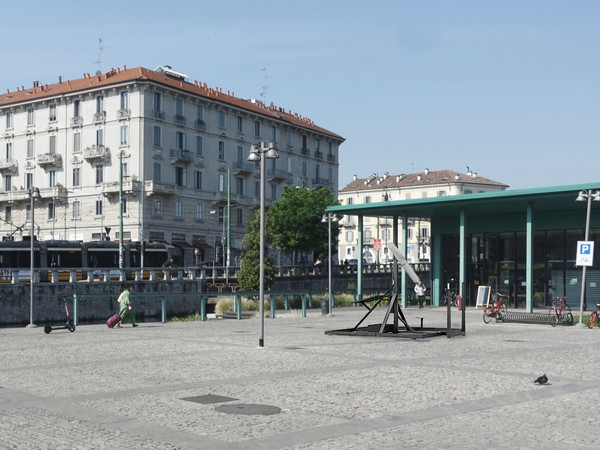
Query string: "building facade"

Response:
xmin=0 ymin=66 xmax=344 ymax=266
xmin=337 ymin=169 xmax=508 ymax=265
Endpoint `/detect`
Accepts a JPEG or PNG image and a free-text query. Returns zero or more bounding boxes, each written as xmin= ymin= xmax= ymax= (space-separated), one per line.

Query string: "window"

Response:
xmin=437 ymin=191 xmax=446 ymax=197
xmin=271 ymin=184 xmax=276 ymax=200
xmin=96 ymin=129 xmax=103 ymax=146
xmin=194 ymin=170 xmax=202 ymax=189
xmin=218 ymin=111 xmax=226 ymax=128
xmin=218 ymin=141 xmax=225 ymax=159
xmin=95 ymin=199 xmax=103 ymax=217
xmin=48 ymin=170 xmax=56 ymax=188
xmin=347 ymin=198 xmax=353 ymax=205
xmin=73 ymin=100 xmax=80 ymax=117
xmin=421 ymin=227 xmax=429 ymax=238
xmin=120 ymin=125 xmax=128 ymax=145
xmin=5 ymin=142 xmax=12 ymax=159
xmin=195 ymin=136 xmax=203 ymax=155
xmin=287 ymin=130 xmax=292 ymax=146
xmin=176 ymin=131 xmax=186 ymax=149
xmin=27 ymin=139 xmax=34 ymax=158
xmin=153 ymin=93 xmax=161 ymax=116
xmin=218 ymin=173 xmax=225 ymax=192
xmin=196 ymin=105 xmax=203 ymax=121
xmin=237 ymin=145 xmax=244 ymax=162
xmin=196 ymin=203 xmax=203 ymax=220
xmin=120 ymin=91 xmax=129 ymax=109
xmin=96 ymin=165 xmax=104 ymax=184
xmin=73 ymin=132 xmax=81 ymax=153
xmin=5 ymin=206 xmax=11 ymax=224
xmin=4 ymin=174 xmax=12 ymax=191
xmin=236 ymin=177 xmax=244 ymax=195
xmin=153 ymin=162 xmax=161 ymax=182
xmin=346 ymin=231 xmax=354 ymax=242
xmin=255 ymin=180 xmax=260 ymax=197
xmin=407 ymin=228 xmax=413 ymax=239
xmin=176 ymin=98 xmax=183 ymax=116
xmin=364 ymin=230 xmax=372 ymax=239
xmin=316 ymin=164 xmax=321 ymax=179
xmin=271 ymin=125 xmax=276 ymax=141
xmin=302 ymin=161 xmax=307 ymax=176
xmin=96 ymin=95 xmax=104 ymax=114
xmin=6 ymin=111 xmax=13 ymax=128
xmin=405 ymin=193 xmax=411 ymax=200
xmin=175 ymin=166 xmax=186 ymax=187
xmin=364 ymin=196 xmax=371 ymax=204
xmin=175 ymin=199 xmax=184 ymax=218
xmin=153 ymin=197 xmax=162 ymax=216
xmin=122 ymin=161 xmax=128 ymax=178
xmin=49 ymin=104 xmax=57 ymax=122
xmin=48 ymin=203 xmax=55 ymax=220
xmin=237 ymin=116 xmax=243 ymax=132
xmin=27 ymin=108 xmax=34 ymax=126
xmin=49 ymin=135 xmax=56 ymax=154
xmin=26 ymin=204 xmax=31 ymax=222
xmin=73 ymin=167 xmax=80 ymax=187
xmin=72 ymin=201 xmax=80 ymax=219
xmin=153 ymin=126 xmax=161 ymax=147
xmin=254 ymin=121 xmax=260 ymax=137
xmin=25 ymin=173 xmax=33 ymax=190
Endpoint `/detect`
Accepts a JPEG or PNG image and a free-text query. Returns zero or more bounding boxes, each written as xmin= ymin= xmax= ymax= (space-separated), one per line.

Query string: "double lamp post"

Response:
xmin=27 ymin=187 xmax=41 ymax=328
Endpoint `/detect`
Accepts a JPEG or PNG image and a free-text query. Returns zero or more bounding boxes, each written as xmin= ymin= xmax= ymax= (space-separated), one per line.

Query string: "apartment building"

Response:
xmin=338 ymin=169 xmax=508 ymax=265
xmin=0 ymin=65 xmax=344 ymax=266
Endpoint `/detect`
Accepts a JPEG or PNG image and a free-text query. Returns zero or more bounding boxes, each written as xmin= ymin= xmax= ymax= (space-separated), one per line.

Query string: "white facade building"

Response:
xmin=0 ymin=66 xmax=344 ymax=266
xmin=338 ymin=169 xmax=508 ymax=265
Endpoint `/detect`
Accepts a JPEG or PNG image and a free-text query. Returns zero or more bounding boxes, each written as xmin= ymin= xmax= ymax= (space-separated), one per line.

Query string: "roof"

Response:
xmin=328 ymin=182 xmax=600 ymax=221
xmin=0 ymin=66 xmax=344 ymax=141
xmin=340 ymin=169 xmax=508 ymax=193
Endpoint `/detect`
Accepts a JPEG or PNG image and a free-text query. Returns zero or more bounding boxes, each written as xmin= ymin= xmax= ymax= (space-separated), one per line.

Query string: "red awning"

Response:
xmin=172 ymin=240 xmax=194 ymax=249
xmin=151 ymin=240 xmax=175 ymax=249
xmin=194 ymin=242 xmax=213 ymax=250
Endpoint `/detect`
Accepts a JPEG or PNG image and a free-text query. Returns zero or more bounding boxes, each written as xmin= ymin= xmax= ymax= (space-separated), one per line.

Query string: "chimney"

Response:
xmin=417 ymin=175 xmax=422 ymax=181
xmin=353 ymin=175 xmax=357 ymax=180
xmin=424 ymin=168 xmax=429 ymax=175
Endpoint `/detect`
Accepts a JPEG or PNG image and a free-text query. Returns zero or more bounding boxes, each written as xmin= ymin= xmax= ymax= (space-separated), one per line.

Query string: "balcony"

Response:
xmin=102 ymin=179 xmax=141 ymax=197
xmin=153 ymin=110 xmax=164 ymax=120
xmin=267 ymin=169 xmax=291 ymax=182
xmin=314 ymin=150 xmax=323 ymax=160
xmin=36 ymin=153 xmax=62 ymax=167
xmin=83 ymin=145 xmax=110 ymax=162
xmin=327 ymin=153 xmax=336 ymax=163
xmin=0 ymin=159 xmax=17 ymax=172
xmin=174 ymin=115 xmax=186 ymax=126
xmin=117 ymin=109 xmax=130 ymax=119
xmin=170 ymin=148 xmax=193 ymax=164
xmin=232 ymin=161 xmax=255 ymax=175
xmin=144 ymin=180 xmax=177 ymax=196
xmin=301 ymin=147 xmax=310 ymax=156
xmin=93 ymin=111 xmax=106 ymax=123
xmin=71 ymin=116 xmax=83 ymax=127
xmin=195 ymin=119 xmax=206 ymax=130
xmin=312 ymin=177 xmax=332 ymax=188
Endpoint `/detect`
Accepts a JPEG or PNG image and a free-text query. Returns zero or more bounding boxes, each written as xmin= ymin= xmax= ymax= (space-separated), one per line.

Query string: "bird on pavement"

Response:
xmin=534 ymin=374 xmax=548 ymax=385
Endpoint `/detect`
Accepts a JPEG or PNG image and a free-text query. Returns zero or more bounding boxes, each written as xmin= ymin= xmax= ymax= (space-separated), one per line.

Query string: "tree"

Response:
xmin=237 ymin=208 xmax=276 ymax=291
xmin=268 ymin=186 xmax=339 ymax=263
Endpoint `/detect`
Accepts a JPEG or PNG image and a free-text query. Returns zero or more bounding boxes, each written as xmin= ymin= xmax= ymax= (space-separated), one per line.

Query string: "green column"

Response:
xmin=161 ymin=296 xmax=167 ymax=323
xmin=400 ymin=213 xmax=407 ymax=308
xmin=459 ymin=208 xmax=466 ymax=300
xmin=357 ymin=215 xmax=364 ymax=301
xmin=526 ymin=203 xmax=533 ymax=313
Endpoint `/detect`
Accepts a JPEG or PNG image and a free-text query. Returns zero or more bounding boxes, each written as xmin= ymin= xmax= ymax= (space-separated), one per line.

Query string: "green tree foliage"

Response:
xmin=238 ymin=208 xmax=276 ymax=291
xmin=268 ymin=186 xmax=340 ymax=263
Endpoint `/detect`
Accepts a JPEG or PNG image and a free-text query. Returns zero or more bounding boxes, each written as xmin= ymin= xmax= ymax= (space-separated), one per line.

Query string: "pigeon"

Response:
xmin=534 ymin=374 xmax=548 ymax=385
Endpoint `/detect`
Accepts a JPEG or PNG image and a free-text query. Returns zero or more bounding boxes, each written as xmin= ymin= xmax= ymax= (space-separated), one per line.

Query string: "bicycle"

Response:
xmin=483 ymin=292 xmax=508 ymax=323
xmin=587 ymin=303 xmax=600 ymax=329
xmin=549 ymin=296 xmax=573 ymax=326
xmin=441 ymin=289 xmax=459 ymax=307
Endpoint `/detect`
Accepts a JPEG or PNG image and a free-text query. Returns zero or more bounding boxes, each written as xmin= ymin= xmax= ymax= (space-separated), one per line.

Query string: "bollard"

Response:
xmin=285 ymin=295 xmax=289 ymax=310
xmin=161 ymin=296 xmax=167 ymax=323
xmin=302 ymin=294 xmax=307 ymax=318
xmin=270 ymin=295 xmax=275 ymax=318
xmin=200 ymin=296 xmax=206 ymax=320
xmin=73 ymin=294 xmax=78 ymax=326
xmin=236 ymin=296 xmax=242 ymax=320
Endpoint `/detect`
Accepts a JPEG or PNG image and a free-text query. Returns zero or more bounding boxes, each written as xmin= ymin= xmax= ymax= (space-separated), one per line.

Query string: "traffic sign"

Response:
xmin=576 ymin=241 xmax=594 ymax=267
xmin=373 ymin=239 xmax=381 ymax=251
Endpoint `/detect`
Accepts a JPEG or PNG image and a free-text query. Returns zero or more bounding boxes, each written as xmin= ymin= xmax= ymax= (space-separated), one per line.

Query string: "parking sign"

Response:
xmin=576 ymin=241 xmax=594 ymax=267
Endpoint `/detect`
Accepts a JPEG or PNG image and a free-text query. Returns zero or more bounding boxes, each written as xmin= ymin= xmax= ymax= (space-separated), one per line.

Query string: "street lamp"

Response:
xmin=248 ymin=141 xmax=279 ymax=347
xmin=27 ymin=187 xmax=41 ymax=328
xmin=321 ymin=213 xmax=339 ymax=316
xmin=575 ymin=190 xmax=600 ymax=326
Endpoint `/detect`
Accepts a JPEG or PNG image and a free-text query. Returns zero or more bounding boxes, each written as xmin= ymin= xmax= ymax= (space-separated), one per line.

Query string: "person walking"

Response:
xmin=414 ymin=281 xmax=426 ymax=309
xmin=117 ymin=285 xmax=138 ymax=327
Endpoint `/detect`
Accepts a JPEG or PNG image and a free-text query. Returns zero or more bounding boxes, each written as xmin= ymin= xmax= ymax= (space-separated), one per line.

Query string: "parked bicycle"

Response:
xmin=483 ymin=292 xmax=508 ymax=323
xmin=587 ymin=303 xmax=600 ymax=329
xmin=441 ymin=289 xmax=459 ymax=307
xmin=549 ymin=296 xmax=573 ymax=326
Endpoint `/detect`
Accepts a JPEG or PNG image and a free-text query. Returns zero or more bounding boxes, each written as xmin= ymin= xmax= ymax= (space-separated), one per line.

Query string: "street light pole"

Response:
xmin=248 ymin=141 xmax=279 ymax=347
xmin=322 ymin=213 xmax=338 ymax=316
xmin=27 ymin=187 xmax=41 ymax=328
xmin=575 ymin=190 xmax=600 ymax=326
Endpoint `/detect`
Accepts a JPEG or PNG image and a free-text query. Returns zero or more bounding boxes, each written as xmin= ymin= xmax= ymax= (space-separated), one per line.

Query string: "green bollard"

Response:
xmin=270 ymin=295 xmax=275 ymax=318
xmin=302 ymin=294 xmax=306 ymax=317
xmin=200 ymin=296 xmax=206 ymax=321
xmin=308 ymin=292 xmax=313 ymax=309
xmin=161 ymin=296 xmax=167 ymax=323
xmin=285 ymin=295 xmax=289 ymax=310
xmin=73 ymin=294 xmax=78 ymax=326
xmin=236 ymin=295 xmax=242 ymax=320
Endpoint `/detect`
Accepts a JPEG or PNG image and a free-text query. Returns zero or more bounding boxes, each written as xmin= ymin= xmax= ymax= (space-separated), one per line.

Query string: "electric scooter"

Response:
xmin=44 ymin=296 xmax=76 ymax=334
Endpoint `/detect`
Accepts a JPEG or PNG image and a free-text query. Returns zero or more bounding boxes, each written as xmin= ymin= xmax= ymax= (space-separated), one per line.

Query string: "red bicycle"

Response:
xmin=588 ymin=303 xmax=600 ymax=329
xmin=483 ymin=292 xmax=508 ymax=323
xmin=549 ymin=296 xmax=573 ymax=326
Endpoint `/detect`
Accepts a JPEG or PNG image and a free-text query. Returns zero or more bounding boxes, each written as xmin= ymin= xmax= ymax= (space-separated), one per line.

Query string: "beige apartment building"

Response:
xmin=0 ymin=65 xmax=344 ymax=266
xmin=338 ymin=169 xmax=508 ymax=265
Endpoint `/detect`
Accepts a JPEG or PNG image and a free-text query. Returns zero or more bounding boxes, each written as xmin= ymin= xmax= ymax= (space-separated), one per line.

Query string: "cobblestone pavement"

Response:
xmin=1 ymin=306 xmax=598 ymax=449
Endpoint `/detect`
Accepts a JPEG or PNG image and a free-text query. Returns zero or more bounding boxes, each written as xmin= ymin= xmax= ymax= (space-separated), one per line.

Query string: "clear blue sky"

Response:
xmin=3 ymin=0 xmax=599 ymax=190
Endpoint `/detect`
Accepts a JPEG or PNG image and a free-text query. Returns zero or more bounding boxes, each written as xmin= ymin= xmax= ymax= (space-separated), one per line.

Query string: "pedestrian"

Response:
xmin=117 ymin=285 xmax=138 ymax=327
xmin=162 ymin=257 xmax=173 ymax=268
xmin=414 ymin=281 xmax=426 ymax=309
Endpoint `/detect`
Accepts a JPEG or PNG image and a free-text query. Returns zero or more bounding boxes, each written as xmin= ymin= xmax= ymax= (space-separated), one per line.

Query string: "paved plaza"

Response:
xmin=1 ymin=306 xmax=599 ymax=449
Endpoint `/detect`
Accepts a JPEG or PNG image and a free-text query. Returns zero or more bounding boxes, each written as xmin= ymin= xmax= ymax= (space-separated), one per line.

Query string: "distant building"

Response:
xmin=337 ymin=169 xmax=508 ymax=264
xmin=0 ymin=65 xmax=344 ymax=266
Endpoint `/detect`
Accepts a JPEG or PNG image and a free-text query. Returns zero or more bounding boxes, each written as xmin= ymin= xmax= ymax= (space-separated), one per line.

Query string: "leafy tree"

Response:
xmin=238 ymin=208 xmax=276 ymax=291
xmin=268 ymin=186 xmax=339 ymax=263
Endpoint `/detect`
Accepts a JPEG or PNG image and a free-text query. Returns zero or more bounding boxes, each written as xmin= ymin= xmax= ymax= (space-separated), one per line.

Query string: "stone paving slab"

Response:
xmin=0 ymin=307 xmax=598 ymax=449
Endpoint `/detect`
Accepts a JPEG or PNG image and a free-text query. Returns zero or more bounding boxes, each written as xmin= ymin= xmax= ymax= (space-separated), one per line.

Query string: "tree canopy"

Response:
xmin=237 ymin=208 xmax=276 ymax=291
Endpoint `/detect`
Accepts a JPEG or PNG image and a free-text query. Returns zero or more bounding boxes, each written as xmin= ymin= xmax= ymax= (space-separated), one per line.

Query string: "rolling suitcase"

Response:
xmin=106 ymin=313 xmax=120 ymax=328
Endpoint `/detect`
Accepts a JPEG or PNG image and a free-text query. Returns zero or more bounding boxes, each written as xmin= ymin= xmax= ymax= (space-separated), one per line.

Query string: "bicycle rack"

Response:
xmin=501 ymin=311 xmax=559 ymax=327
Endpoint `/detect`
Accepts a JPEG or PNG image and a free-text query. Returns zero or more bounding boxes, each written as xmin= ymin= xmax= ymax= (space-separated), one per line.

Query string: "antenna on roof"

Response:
xmin=260 ymin=67 xmax=270 ymax=101
xmin=93 ymin=38 xmax=105 ymax=75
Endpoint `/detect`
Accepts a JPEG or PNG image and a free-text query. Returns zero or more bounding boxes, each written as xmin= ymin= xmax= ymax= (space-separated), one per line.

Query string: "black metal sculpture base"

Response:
xmin=325 ymin=285 xmax=465 ymax=340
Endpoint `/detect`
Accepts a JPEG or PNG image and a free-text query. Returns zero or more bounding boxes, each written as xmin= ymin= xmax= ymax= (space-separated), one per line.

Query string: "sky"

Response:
xmin=2 ymin=0 xmax=599 ymax=190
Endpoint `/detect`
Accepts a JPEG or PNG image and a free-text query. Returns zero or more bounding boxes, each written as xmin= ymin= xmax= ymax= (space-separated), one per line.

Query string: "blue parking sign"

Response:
xmin=576 ymin=241 xmax=594 ymax=267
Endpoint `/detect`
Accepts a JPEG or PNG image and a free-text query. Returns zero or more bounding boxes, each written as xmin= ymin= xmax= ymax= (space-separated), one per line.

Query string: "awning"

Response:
xmin=193 ymin=242 xmax=213 ymax=250
xmin=151 ymin=240 xmax=175 ymax=249
xmin=172 ymin=240 xmax=194 ymax=249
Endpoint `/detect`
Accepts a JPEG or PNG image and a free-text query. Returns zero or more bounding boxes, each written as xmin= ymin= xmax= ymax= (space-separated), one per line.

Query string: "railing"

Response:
xmin=169 ymin=148 xmax=193 ymax=162
xmin=83 ymin=145 xmax=110 ymax=161
xmin=0 ymin=159 xmax=17 ymax=170
xmin=36 ymin=153 xmax=62 ymax=166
